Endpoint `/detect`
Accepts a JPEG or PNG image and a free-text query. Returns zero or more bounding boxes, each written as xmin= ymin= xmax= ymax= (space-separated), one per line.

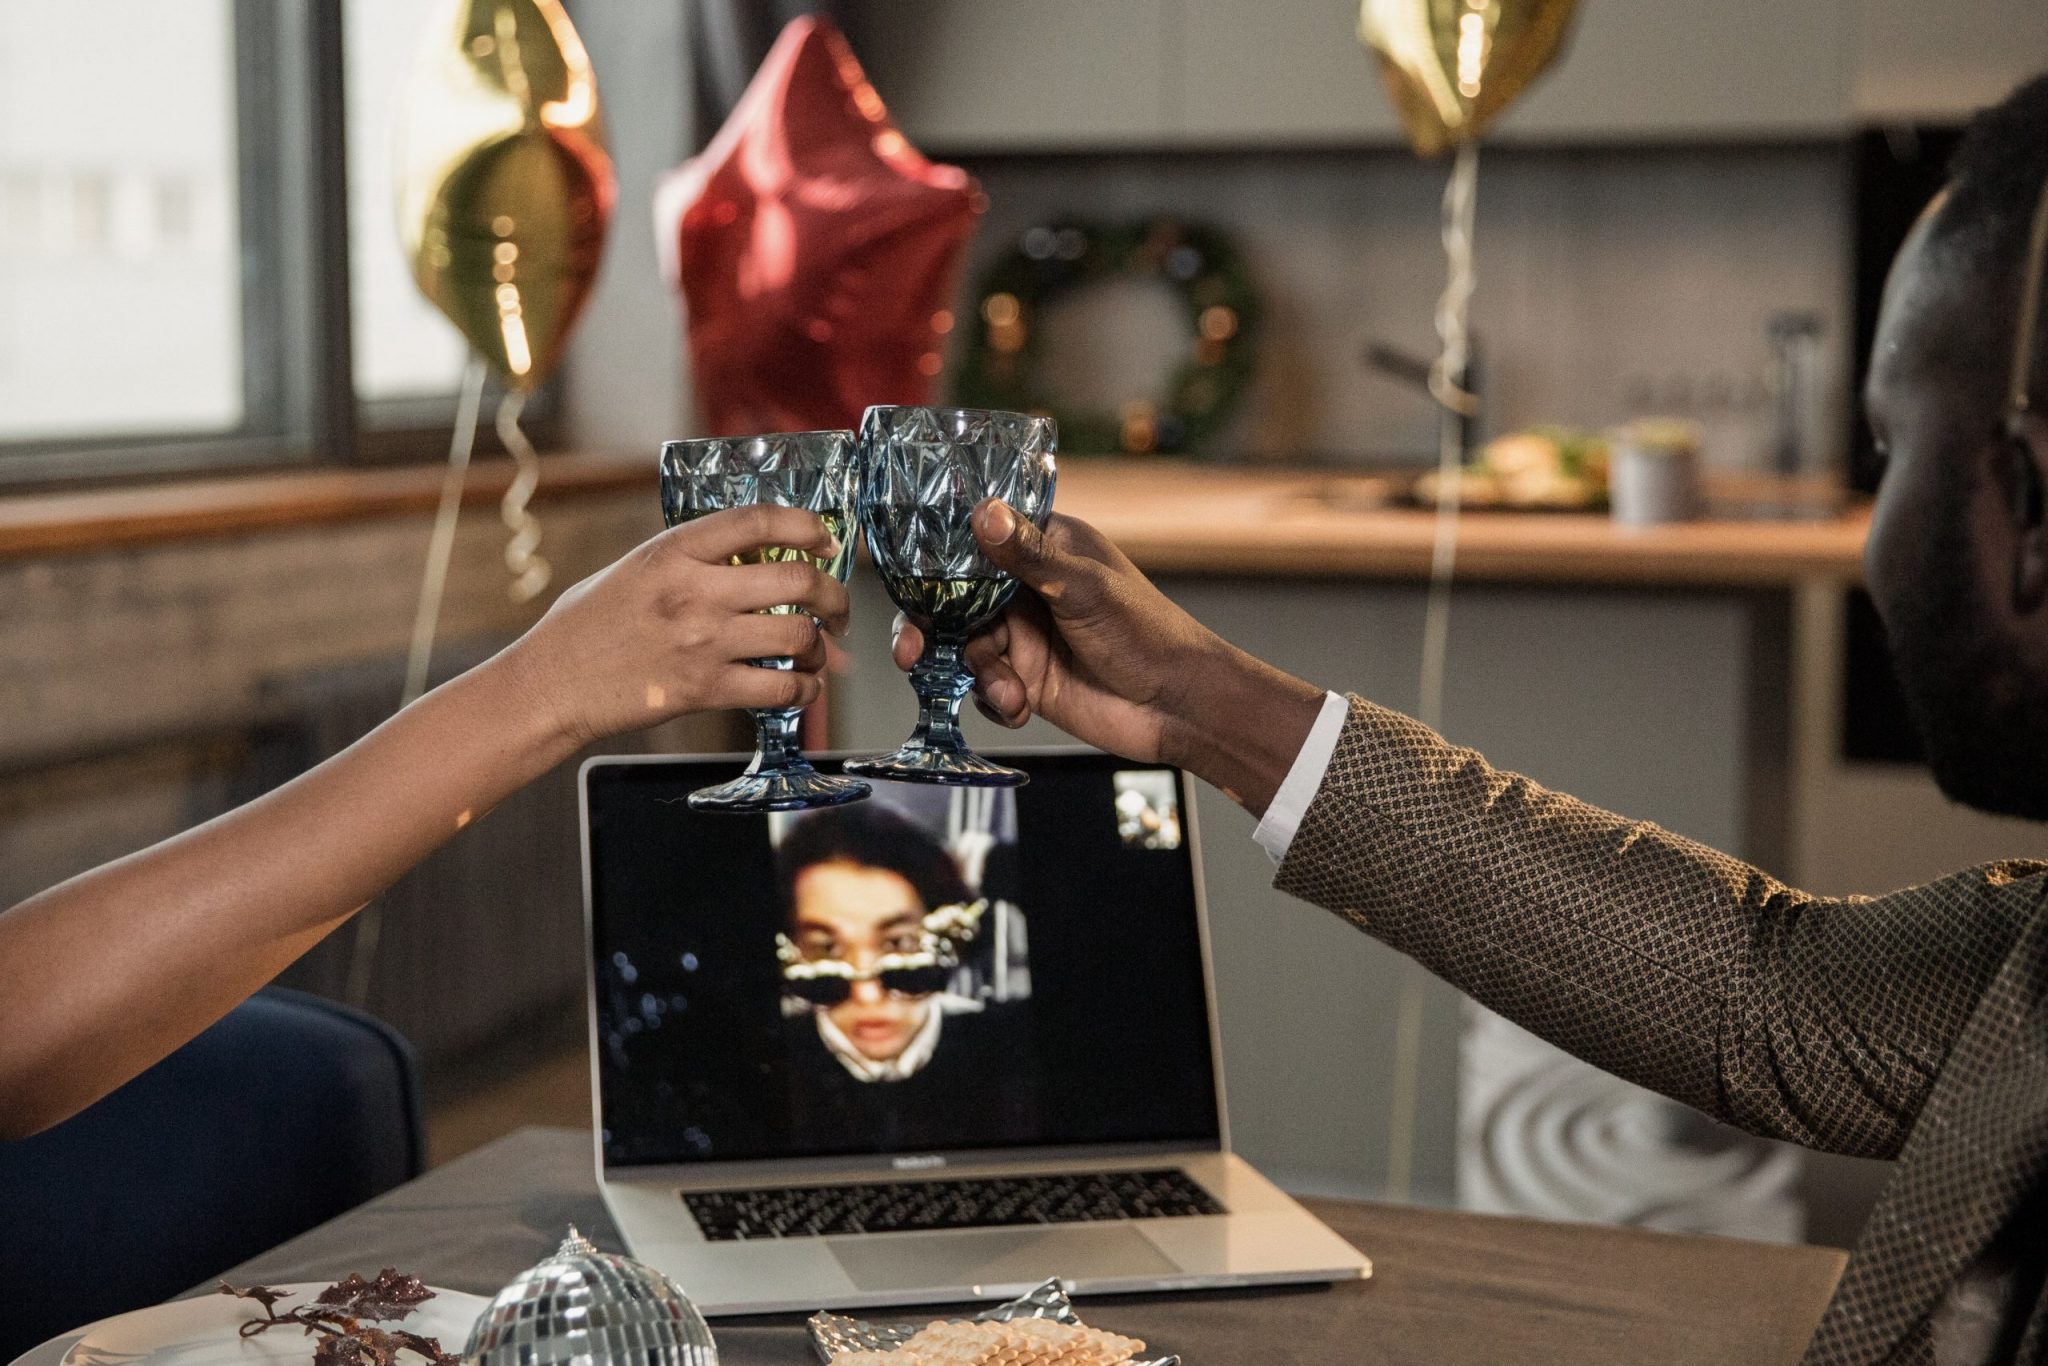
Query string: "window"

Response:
xmin=345 ymin=0 xmax=470 ymax=407
xmin=0 ymin=0 xmax=244 ymax=444
xmin=0 ymin=0 xmax=519 ymax=483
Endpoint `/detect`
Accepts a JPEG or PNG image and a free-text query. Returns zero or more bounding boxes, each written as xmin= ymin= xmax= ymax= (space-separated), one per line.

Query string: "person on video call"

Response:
xmin=775 ymin=803 xmax=1036 ymax=1151
xmin=892 ymin=77 xmax=2048 ymax=1366
xmin=0 ymin=506 xmax=850 ymax=1142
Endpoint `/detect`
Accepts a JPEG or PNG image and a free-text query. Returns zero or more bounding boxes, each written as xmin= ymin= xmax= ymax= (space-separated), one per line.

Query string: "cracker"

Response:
xmin=842 ymin=1312 xmax=1149 ymax=1366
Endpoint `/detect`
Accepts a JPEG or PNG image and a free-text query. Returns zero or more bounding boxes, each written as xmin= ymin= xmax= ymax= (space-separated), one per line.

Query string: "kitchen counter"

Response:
xmin=1054 ymin=460 xmax=1869 ymax=588
xmin=0 ymin=452 xmax=651 ymax=560
xmin=0 ymin=453 xmax=1868 ymax=588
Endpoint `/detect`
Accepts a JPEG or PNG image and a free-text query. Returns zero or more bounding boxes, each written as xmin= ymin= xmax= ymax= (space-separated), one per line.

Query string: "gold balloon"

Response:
xmin=1358 ymin=0 xmax=1580 ymax=157
xmin=397 ymin=0 xmax=615 ymax=391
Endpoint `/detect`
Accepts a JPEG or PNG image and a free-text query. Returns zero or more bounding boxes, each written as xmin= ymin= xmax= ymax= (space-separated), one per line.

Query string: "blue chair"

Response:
xmin=0 ymin=988 xmax=424 ymax=1357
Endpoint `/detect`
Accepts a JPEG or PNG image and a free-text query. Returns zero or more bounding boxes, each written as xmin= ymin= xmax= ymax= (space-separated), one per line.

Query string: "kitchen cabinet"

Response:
xmin=857 ymin=0 xmax=1175 ymax=152
xmin=1180 ymin=0 xmax=1852 ymax=147
xmin=861 ymin=0 xmax=1853 ymax=152
xmin=1853 ymin=0 xmax=2048 ymax=120
xmin=1500 ymin=0 xmax=1853 ymax=142
xmin=1179 ymin=0 xmax=1401 ymax=145
xmin=851 ymin=0 xmax=2047 ymax=154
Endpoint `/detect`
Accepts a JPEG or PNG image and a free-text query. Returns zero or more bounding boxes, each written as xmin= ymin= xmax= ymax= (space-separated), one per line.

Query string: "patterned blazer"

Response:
xmin=1274 ymin=696 xmax=2048 ymax=1365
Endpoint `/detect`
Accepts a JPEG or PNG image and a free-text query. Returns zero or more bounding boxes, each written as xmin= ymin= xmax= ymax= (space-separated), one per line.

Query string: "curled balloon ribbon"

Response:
xmin=1356 ymin=0 xmax=1579 ymax=1205
xmin=495 ymin=390 xmax=552 ymax=604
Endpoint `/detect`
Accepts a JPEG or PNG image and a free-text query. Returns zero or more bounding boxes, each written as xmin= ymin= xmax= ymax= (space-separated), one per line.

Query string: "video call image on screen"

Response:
xmin=586 ymin=755 xmax=1220 ymax=1167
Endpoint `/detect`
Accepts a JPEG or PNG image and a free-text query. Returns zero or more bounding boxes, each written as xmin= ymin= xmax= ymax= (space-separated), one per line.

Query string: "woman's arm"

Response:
xmin=0 ymin=504 xmax=849 ymax=1139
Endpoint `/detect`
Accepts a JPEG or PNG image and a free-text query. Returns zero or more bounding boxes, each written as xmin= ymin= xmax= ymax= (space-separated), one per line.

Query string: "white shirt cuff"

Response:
xmin=1252 ymin=690 xmax=1350 ymax=864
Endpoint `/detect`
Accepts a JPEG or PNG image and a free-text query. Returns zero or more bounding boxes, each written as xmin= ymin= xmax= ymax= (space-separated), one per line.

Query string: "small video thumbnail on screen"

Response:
xmin=1113 ymin=769 xmax=1182 ymax=850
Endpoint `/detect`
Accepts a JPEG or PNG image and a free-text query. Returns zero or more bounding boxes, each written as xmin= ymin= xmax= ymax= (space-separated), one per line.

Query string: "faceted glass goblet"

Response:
xmin=659 ymin=430 xmax=870 ymax=813
xmin=845 ymin=405 xmax=1058 ymax=787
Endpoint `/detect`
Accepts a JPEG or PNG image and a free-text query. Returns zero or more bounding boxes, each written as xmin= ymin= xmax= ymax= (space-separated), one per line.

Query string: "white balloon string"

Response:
xmin=1419 ymin=138 xmax=1480 ymax=732
xmin=1386 ymin=137 xmax=1481 ymax=1206
xmin=399 ymin=356 xmax=488 ymax=712
xmin=497 ymin=390 xmax=553 ymax=604
xmin=349 ymin=355 xmax=488 ymax=1010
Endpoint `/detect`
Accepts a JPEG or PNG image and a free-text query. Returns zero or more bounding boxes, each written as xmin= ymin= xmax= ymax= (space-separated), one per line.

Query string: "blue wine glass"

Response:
xmin=660 ymin=431 xmax=870 ymax=813
xmin=845 ymin=406 xmax=1057 ymax=787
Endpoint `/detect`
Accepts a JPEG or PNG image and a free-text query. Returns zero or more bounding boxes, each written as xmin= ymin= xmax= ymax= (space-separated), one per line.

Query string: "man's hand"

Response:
xmin=890 ymin=501 xmax=1326 ymax=813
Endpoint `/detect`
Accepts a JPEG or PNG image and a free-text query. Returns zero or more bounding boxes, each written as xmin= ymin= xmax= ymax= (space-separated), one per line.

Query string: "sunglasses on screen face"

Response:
xmin=778 ymin=953 xmax=955 ymax=1007
xmin=774 ymin=898 xmax=991 ymax=1008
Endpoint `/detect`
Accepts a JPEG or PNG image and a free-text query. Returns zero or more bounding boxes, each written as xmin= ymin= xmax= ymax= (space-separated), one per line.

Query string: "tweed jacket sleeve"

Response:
xmin=1273 ymin=695 xmax=2048 ymax=1159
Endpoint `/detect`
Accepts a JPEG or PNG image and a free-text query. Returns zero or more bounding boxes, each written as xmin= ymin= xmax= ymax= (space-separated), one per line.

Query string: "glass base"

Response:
xmin=843 ymin=743 xmax=1029 ymax=788
xmin=687 ymin=765 xmax=871 ymax=813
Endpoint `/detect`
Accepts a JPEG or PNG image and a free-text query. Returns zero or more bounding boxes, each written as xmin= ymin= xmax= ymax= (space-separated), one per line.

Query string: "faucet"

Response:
xmin=1364 ymin=335 xmax=1483 ymax=461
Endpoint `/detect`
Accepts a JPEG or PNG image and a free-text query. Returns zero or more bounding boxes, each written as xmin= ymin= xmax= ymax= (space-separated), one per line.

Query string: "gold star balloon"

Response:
xmin=396 ymin=0 xmax=615 ymax=392
xmin=1358 ymin=0 xmax=1581 ymax=157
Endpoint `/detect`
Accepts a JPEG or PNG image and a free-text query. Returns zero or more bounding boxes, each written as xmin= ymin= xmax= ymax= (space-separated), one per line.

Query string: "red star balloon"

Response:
xmin=656 ymin=16 xmax=984 ymax=435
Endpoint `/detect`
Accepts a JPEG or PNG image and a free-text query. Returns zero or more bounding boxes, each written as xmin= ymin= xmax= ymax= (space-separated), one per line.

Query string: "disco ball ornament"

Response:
xmin=464 ymin=1228 xmax=718 ymax=1366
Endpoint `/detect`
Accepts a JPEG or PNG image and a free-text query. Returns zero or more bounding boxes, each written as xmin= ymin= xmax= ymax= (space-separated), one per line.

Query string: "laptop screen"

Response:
xmin=583 ymin=752 xmax=1222 ymax=1169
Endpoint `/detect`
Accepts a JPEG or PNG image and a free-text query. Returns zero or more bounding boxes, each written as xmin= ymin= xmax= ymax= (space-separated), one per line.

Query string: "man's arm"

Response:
xmin=892 ymin=503 xmax=2045 ymax=1159
xmin=1274 ymin=694 xmax=2042 ymax=1158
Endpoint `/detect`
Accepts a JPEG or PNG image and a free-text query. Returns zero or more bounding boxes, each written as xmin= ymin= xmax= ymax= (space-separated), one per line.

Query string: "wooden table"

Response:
xmin=175 ymin=1127 xmax=1844 ymax=1365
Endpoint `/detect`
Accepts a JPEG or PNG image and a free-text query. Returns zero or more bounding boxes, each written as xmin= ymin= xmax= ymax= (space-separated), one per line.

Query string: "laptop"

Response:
xmin=579 ymin=749 xmax=1371 ymax=1315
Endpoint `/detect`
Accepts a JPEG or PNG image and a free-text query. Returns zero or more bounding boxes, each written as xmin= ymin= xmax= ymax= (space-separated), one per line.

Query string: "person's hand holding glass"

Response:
xmin=846 ymin=406 xmax=1057 ymax=787
xmin=660 ymin=431 xmax=870 ymax=812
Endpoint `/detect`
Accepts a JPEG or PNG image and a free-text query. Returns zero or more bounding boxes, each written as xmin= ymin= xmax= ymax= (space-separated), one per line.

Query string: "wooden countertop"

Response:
xmin=0 ymin=451 xmax=654 ymax=560
xmin=0 ymin=452 xmax=1869 ymax=588
xmin=1056 ymin=461 xmax=1869 ymax=588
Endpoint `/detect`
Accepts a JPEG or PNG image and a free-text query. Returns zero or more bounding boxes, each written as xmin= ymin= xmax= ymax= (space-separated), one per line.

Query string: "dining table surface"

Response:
xmin=26 ymin=1125 xmax=1847 ymax=1365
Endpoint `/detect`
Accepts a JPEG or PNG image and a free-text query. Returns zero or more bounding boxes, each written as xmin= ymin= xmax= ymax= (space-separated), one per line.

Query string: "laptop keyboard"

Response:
xmin=683 ymin=1169 xmax=1226 ymax=1241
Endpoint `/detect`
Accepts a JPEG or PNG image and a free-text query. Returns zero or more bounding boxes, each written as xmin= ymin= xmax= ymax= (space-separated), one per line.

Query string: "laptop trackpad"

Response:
xmin=832 ymin=1227 xmax=1177 ymax=1291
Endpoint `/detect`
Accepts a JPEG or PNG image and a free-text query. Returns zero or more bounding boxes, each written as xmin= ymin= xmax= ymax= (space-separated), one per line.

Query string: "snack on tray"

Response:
xmin=808 ymin=1278 xmax=1176 ymax=1366
xmin=831 ymin=1315 xmax=1148 ymax=1364
xmin=1413 ymin=426 xmax=1611 ymax=510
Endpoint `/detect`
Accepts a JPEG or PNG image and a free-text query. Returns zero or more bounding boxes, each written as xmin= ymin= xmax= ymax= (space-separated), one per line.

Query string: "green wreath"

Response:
xmin=952 ymin=216 xmax=1260 ymax=456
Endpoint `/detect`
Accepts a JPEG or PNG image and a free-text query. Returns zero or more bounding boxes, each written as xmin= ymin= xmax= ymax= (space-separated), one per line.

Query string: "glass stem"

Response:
xmin=747 ymin=657 xmax=807 ymax=774
xmin=908 ymin=638 xmax=972 ymax=753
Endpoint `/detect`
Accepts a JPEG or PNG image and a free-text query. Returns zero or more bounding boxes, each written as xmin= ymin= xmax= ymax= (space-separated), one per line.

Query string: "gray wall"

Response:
xmin=557 ymin=17 xmax=1856 ymax=476
xmin=938 ymin=144 xmax=1851 ymax=470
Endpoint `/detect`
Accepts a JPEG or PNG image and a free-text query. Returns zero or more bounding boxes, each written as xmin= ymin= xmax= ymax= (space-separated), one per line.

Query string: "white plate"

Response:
xmin=56 ymin=1284 xmax=488 ymax=1366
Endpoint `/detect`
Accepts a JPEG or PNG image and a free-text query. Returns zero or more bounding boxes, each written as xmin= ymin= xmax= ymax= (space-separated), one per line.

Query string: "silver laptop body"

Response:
xmin=580 ymin=749 xmax=1370 ymax=1315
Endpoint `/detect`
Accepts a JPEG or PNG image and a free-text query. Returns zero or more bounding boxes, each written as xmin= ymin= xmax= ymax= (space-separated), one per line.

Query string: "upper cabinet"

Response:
xmin=1178 ymin=0 xmax=1400 ymax=145
xmin=1179 ymin=0 xmax=1851 ymax=147
xmin=1499 ymin=0 xmax=1852 ymax=143
xmin=858 ymin=0 xmax=1176 ymax=152
xmin=1853 ymin=0 xmax=2048 ymax=121
xmin=852 ymin=0 xmax=2048 ymax=154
